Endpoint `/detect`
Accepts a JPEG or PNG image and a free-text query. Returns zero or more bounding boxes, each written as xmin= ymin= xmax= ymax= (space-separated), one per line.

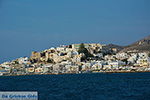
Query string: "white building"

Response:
xmin=127 ymin=53 xmax=138 ymax=64
xmin=18 ymin=57 xmax=29 ymax=64
xmin=136 ymin=53 xmax=149 ymax=67
xmin=116 ymin=53 xmax=129 ymax=60
xmin=108 ymin=60 xmax=126 ymax=69
xmin=65 ymin=65 xmax=79 ymax=72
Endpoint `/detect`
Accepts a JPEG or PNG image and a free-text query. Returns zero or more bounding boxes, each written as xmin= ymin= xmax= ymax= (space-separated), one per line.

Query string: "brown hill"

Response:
xmin=104 ymin=44 xmax=124 ymax=52
xmin=120 ymin=35 xmax=150 ymax=52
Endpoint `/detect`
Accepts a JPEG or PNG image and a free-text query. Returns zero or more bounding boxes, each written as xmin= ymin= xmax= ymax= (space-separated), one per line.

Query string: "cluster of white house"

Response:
xmin=0 ymin=43 xmax=150 ymax=76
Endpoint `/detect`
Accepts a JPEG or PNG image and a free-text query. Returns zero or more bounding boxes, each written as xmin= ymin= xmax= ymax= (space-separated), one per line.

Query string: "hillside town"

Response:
xmin=0 ymin=43 xmax=150 ymax=76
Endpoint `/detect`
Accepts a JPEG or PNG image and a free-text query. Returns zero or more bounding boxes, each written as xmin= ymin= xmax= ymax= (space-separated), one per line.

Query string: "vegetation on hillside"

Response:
xmin=78 ymin=43 xmax=93 ymax=59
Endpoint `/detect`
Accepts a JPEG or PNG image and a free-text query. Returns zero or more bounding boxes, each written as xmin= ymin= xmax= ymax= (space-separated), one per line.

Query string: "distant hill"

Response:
xmin=104 ymin=44 xmax=124 ymax=52
xmin=120 ymin=35 xmax=150 ymax=52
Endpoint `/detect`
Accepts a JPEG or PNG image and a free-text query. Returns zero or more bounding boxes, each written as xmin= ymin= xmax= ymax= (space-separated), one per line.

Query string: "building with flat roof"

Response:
xmin=72 ymin=43 xmax=104 ymax=50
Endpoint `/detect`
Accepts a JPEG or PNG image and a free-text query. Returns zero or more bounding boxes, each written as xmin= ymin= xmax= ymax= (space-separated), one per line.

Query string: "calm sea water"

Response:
xmin=0 ymin=73 xmax=150 ymax=100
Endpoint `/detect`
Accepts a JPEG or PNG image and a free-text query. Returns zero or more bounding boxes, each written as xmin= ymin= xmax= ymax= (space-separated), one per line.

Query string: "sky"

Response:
xmin=0 ymin=0 xmax=150 ymax=63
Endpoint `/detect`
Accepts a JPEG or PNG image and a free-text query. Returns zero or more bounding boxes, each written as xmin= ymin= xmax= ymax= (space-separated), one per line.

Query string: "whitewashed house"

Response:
xmin=136 ymin=53 xmax=149 ymax=67
xmin=108 ymin=60 xmax=126 ymax=69
xmin=127 ymin=53 xmax=138 ymax=64
xmin=18 ymin=57 xmax=29 ymax=64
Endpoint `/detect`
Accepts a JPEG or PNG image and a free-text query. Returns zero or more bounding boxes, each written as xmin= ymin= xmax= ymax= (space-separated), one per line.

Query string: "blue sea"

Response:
xmin=0 ymin=73 xmax=150 ymax=100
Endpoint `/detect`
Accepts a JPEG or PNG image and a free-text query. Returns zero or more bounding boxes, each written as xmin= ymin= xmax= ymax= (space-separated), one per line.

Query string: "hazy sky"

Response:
xmin=0 ymin=0 xmax=150 ymax=63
